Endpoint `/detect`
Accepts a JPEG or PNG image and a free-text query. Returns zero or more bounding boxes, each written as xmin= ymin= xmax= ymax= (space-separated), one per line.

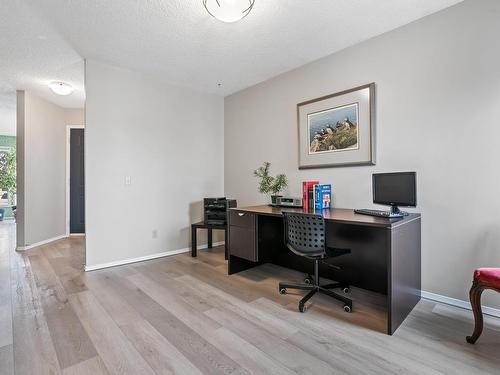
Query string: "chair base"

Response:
xmin=279 ymin=280 xmax=353 ymax=313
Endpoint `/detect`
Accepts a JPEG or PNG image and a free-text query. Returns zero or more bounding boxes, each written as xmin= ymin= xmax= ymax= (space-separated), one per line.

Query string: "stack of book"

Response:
xmin=302 ymin=181 xmax=332 ymax=210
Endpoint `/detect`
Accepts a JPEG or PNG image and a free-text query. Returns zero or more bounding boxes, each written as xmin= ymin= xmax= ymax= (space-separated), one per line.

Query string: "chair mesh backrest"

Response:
xmin=283 ymin=212 xmax=326 ymax=256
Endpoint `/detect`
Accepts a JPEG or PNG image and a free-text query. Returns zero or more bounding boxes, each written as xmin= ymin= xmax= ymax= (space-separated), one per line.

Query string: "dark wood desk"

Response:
xmin=227 ymin=205 xmax=421 ymax=335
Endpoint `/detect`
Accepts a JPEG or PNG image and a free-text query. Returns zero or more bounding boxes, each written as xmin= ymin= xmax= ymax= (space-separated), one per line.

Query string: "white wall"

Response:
xmin=0 ymin=91 xmax=16 ymax=136
xmin=16 ymin=91 xmax=26 ymax=247
xmin=0 ymin=106 xmax=16 ymax=136
xmin=85 ymin=60 xmax=224 ymax=268
xmin=16 ymin=92 xmax=84 ymax=248
xmin=224 ymin=0 xmax=500 ymax=309
xmin=64 ymin=108 xmax=85 ymax=126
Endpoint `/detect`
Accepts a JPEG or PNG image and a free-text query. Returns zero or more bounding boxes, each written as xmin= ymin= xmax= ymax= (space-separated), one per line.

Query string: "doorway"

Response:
xmin=66 ymin=126 xmax=85 ymax=235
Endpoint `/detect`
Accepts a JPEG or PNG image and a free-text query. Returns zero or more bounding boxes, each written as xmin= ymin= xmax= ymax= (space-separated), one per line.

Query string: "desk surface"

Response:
xmin=231 ymin=205 xmax=420 ymax=229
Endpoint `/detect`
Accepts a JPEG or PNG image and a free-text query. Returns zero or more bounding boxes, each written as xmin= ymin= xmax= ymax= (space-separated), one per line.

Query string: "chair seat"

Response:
xmin=474 ymin=268 xmax=500 ymax=289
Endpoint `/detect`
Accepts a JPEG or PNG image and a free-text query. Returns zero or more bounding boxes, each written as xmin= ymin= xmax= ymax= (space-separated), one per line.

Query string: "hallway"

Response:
xmin=0 ymin=222 xmax=14 ymax=374
xmin=0 ymin=222 xmax=86 ymax=374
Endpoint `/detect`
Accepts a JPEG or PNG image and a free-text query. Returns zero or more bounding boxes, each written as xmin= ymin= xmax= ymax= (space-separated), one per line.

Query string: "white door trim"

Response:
xmin=66 ymin=125 xmax=85 ymax=236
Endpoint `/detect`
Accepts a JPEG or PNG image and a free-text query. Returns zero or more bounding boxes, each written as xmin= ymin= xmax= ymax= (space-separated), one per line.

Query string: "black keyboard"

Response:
xmin=354 ymin=209 xmax=405 ymax=218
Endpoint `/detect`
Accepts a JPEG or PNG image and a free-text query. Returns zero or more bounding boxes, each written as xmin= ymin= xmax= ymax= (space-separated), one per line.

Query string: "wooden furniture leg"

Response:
xmin=191 ymin=225 xmax=197 ymax=257
xmin=224 ymin=228 xmax=228 ymax=260
xmin=466 ymin=281 xmax=484 ymax=344
xmin=208 ymin=228 xmax=213 ymax=248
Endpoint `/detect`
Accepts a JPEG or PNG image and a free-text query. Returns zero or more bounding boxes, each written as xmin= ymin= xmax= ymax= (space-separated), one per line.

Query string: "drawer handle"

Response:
xmin=238 ymin=213 xmax=245 ymax=216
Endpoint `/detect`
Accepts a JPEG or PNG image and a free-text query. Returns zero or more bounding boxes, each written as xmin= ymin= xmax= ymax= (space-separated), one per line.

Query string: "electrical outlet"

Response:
xmin=125 ymin=176 xmax=132 ymax=186
xmin=152 ymin=229 xmax=158 ymax=239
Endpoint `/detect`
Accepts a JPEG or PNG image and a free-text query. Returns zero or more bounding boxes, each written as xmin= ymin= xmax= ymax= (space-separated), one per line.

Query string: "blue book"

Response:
xmin=314 ymin=184 xmax=332 ymax=210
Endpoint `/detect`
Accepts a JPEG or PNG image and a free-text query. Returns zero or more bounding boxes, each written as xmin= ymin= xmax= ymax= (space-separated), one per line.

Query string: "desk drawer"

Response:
xmin=229 ymin=210 xmax=255 ymax=228
xmin=229 ymin=225 xmax=257 ymax=261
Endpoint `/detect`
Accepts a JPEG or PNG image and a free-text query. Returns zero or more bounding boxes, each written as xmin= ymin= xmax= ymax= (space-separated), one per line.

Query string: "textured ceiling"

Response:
xmin=31 ymin=0 xmax=463 ymax=96
xmin=1 ymin=0 xmax=464 ymax=121
xmin=0 ymin=0 xmax=85 ymax=110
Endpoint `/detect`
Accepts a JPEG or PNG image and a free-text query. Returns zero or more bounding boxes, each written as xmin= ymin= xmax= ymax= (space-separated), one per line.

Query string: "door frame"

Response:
xmin=66 ymin=125 xmax=85 ymax=236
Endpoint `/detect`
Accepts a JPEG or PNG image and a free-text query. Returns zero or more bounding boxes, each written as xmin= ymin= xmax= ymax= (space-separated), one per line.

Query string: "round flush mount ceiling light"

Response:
xmin=48 ymin=81 xmax=74 ymax=96
xmin=203 ymin=0 xmax=255 ymax=23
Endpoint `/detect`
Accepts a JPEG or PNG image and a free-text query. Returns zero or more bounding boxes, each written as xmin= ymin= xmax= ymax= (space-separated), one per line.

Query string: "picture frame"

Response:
xmin=297 ymin=83 xmax=375 ymax=169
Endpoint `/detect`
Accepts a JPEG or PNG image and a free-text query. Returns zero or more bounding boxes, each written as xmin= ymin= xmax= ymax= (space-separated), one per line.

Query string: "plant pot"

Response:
xmin=271 ymin=195 xmax=282 ymax=205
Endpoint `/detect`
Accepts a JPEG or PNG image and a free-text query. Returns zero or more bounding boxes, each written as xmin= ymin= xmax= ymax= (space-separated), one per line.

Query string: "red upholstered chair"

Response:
xmin=466 ymin=268 xmax=500 ymax=344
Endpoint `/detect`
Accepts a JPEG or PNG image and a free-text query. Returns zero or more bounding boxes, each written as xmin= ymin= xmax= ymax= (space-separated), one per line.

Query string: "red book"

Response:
xmin=302 ymin=181 xmax=319 ymax=211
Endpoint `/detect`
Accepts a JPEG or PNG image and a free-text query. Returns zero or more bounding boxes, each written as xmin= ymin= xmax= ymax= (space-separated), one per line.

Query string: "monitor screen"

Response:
xmin=373 ymin=172 xmax=416 ymax=207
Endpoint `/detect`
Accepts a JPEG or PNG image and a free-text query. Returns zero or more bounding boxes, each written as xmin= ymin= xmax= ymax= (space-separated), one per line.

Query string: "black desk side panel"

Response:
xmin=389 ymin=217 xmax=422 ymax=334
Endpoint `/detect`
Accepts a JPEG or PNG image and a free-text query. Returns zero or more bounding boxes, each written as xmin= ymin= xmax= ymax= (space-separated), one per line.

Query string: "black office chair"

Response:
xmin=279 ymin=212 xmax=353 ymax=313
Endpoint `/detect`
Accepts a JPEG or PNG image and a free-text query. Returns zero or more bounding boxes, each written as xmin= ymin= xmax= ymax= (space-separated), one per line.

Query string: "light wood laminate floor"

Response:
xmin=1 ymin=221 xmax=500 ymax=374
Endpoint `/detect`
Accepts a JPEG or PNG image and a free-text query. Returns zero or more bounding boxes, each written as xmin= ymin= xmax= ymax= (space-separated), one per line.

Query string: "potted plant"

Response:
xmin=253 ymin=162 xmax=288 ymax=205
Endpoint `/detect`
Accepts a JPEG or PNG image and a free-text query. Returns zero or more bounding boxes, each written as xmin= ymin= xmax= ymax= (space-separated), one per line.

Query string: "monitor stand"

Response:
xmin=390 ymin=205 xmax=409 ymax=217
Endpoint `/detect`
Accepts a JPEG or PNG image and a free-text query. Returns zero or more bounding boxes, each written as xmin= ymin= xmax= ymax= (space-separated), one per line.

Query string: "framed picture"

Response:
xmin=297 ymin=83 xmax=375 ymax=169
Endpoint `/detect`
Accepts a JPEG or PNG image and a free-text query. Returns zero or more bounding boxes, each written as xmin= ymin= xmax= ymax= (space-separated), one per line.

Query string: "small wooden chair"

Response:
xmin=466 ymin=268 xmax=500 ymax=344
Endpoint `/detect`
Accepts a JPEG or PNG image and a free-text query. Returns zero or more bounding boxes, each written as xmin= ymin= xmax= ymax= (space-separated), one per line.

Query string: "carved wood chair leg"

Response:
xmin=466 ymin=283 xmax=484 ymax=344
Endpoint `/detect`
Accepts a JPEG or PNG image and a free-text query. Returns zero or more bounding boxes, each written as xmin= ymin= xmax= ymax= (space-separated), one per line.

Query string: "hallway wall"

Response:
xmin=16 ymin=91 xmax=84 ymax=248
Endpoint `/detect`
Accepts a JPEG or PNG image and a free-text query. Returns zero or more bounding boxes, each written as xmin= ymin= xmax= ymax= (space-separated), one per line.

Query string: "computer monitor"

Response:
xmin=373 ymin=172 xmax=416 ymax=215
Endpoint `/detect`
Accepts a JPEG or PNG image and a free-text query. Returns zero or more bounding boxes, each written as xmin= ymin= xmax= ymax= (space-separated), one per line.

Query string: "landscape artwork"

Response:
xmin=297 ymin=83 xmax=375 ymax=169
xmin=308 ymin=103 xmax=359 ymax=154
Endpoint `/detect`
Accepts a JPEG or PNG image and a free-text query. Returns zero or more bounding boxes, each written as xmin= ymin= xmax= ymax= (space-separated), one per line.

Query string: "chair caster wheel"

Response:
xmin=343 ymin=287 xmax=349 ymax=294
xmin=299 ymin=303 xmax=306 ymax=313
xmin=344 ymin=305 xmax=352 ymax=313
xmin=279 ymin=288 xmax=287 ymax=295
xmin=304 ymin=277 xmax=313 ymax=285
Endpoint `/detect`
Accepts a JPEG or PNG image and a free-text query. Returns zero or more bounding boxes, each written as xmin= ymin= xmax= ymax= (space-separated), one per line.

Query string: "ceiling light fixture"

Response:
xmin=203 ymin=0 xmax=255 ymax=23
xmin=48 ymin=81 xmax=74 ymax=96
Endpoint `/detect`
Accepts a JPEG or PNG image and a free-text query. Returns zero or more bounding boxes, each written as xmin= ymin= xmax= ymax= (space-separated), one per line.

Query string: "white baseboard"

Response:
xmin=16 ymin=234 xmax=68 ymax=251
xmin=85 ymin=241 xmax=225 ymax=272
xmin=422 ymin=290 xmax=500 ymax=318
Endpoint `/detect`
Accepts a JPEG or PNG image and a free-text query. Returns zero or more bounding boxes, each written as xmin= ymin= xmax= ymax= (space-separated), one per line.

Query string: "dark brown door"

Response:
xmin=70 ymin=129 xmax=85 ymax=233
